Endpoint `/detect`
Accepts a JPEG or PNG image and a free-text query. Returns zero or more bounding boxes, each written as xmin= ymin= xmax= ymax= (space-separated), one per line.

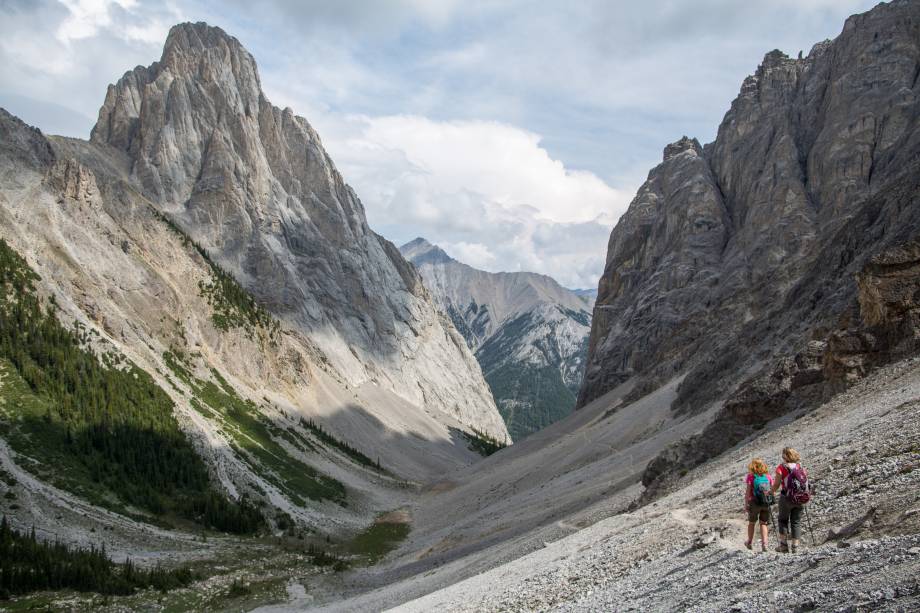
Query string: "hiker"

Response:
xmin=772 ymin=447 xmax=811 ymax=553
xmin=744 ymin=458 xmax=774 ymax=552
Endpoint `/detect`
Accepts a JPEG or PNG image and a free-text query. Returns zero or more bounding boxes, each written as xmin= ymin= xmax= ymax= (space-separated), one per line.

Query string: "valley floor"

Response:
xmin=312 ymin=357 xmax=920 ymax=612
xmin=2 ymin=359 xmax=919 ymax=612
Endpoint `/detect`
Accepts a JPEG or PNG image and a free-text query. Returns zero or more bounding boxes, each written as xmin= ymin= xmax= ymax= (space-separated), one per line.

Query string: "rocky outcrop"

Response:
xmin=0 ymin=108 xmax=55 ymax=169
xmin=580 ymin=0 xmax=920 ymax=410
xmin=401 ymin=238 xmax=591 ymax=439
xmin=582 ymin=136 xmax=730 ymax=404
xmin=642 ymin=237 xmax=920 ymax=499
xmin=826 ymin=240 xmax=920 ymax=386
xmin=89 ymin=23 xmax=507 ymax=441
xmin=45 ymin=159 xmax=100 ymax=206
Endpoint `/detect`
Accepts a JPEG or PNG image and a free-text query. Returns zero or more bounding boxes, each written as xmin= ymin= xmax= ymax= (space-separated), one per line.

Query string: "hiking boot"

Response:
xmin=761 ymin=542 xmax=767 ymax=553
xmin=776 ymin=543 xmax=789 ymax=553
xmin=745 ymin=540 xmax=752 ymax=550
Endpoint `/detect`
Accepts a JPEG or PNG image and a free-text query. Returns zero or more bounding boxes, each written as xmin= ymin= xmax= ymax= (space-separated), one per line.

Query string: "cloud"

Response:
xmin=0 ymin=0 xmax=183 ymax=136
xmin=305 ymin=112 xmax=623 ymax=288
xmin=354 ymin=115 xmax=625 ymax=224
xmin=245 ymin=0 xmax=879 ymax=186
xmin=0 ymin=0 xmax=882 ymax=288
xmin=218 ymin=0 xmax=473 ymax=38
xmin=441 ymin=241 xmax=498 ymax=270
xmin=56 ymin=0 xmax=137 ymax=43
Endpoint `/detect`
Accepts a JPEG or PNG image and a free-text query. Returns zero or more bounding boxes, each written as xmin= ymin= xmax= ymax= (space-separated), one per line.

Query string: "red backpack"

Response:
xmin=783 ymin=464 xmax=811 ymax=505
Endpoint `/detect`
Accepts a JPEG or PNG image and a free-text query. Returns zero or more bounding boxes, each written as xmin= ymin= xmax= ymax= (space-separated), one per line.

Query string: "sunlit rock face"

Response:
xmin=91 ymin=23 xmax=507 ymax=441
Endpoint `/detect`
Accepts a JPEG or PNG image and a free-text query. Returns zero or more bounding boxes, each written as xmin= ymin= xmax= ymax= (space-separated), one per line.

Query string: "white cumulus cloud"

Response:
xmin=299 ymin=111 xmax=625 ymax=288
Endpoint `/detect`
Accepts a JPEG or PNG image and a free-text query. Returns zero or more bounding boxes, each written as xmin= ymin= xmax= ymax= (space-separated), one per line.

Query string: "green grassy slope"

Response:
xmin=0 ymin=238 xmax=262 ymax=533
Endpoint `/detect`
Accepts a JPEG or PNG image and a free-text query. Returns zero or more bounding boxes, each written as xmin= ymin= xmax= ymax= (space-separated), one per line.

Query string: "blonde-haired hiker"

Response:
xmin=744 ymin=458 xmax=774 ymax=552
xmin=772 ymin=447 xmax=811 ymax=553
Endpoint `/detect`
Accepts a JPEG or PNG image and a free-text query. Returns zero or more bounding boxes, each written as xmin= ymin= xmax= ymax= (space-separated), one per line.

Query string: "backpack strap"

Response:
xmin=781 ymin=463 xmax=798 ymax=493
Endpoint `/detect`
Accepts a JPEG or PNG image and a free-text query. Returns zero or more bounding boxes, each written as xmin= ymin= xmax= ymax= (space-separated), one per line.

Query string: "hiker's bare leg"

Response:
xmin=759 ymin=522 xmax=768 ymax=544
xmin=747 ymin=522 xmax=755 ymax=544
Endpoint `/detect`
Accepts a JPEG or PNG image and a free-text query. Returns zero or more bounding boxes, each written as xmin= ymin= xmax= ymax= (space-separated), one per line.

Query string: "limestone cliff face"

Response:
xmin=582 ymin=137 xmax=730 ymax=404
xmin=90 ymin=23 xmax=507 ymax=441
xmin=579 ymin=0 xmax=920 ymax=409
xmin=1 ymin=104 xmax=513 ymax=538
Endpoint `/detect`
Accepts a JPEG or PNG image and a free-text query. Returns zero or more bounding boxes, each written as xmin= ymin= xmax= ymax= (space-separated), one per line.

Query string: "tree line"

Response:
xmin=462 ymin=427 xmax=508 ymax=457
xmin=0 ymin=515 xmax=197 ymax=599
xmin=0 ymin=238 xmax=263 ymax=534
xmin=152 ymin=208 xmax=279 ymax=339
xmin=300 ymin=418 xmax=386 ymax=472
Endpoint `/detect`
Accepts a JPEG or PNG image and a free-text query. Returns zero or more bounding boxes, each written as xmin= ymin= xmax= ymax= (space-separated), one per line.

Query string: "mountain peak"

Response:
xmin=91 ymin=20 xmax=266 ymax=201
xmin=399 ymin=238 xmax=455 ymax=265
xmin=663 ymin=136 xmax=702 ymax=161
xmin=159 ymin=21 xmax=261 ymax=88
xmin=402 ymin=237 xmax=433 ymax=250
xmin=759 ymin=48 xmax=792 ymax=69
xmin=165 ymin=21 xmax=234 ymax=49
xmin=161 ymin=22 xmax=250 ymax=64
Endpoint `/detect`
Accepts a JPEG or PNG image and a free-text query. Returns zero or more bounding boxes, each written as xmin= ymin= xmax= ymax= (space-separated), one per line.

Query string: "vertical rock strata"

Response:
xmin=579 ymin=0 xmax=920 ymax=411
xmin=90 ymin=23 xmax=507 ymax=441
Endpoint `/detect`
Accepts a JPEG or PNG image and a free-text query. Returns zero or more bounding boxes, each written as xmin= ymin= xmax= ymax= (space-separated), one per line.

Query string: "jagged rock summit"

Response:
xmin=580 ymin=0 xmax=920 ymax=413
xmin=90 ymin=22 xmax=507 ymax=441
xmin=0 ymin=20 xmax=508 ymax=554
xmin=401 ymin=238 xmax=591 ymax=439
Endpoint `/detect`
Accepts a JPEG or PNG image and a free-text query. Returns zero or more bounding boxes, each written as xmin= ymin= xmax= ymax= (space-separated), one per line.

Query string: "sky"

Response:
xmin=0 ymin=0 xmax=880 ymax=288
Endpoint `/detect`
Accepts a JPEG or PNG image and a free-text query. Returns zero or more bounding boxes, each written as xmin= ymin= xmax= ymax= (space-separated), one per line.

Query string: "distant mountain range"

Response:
xmin=401 ymin=238 xmax=592 ymax=440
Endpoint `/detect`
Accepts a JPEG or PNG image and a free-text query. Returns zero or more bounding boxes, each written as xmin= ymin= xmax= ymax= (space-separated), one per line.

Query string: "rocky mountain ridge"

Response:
xmin=401 ymin=238 xmax=591 ymax=439
xmin=580 ymin=0 xmax=920 ymax=445
xmin=89 ymin=23 xmax=507 ymax=442
xmin=0 ymin=21 xmax=507 ymax=556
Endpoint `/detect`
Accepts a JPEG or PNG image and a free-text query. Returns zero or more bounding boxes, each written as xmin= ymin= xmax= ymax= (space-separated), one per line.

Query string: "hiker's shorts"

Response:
xmin=747 ymin=503 xmax=771 ymax=524
xmin=778 ymin=496 xmax=803 ymax=538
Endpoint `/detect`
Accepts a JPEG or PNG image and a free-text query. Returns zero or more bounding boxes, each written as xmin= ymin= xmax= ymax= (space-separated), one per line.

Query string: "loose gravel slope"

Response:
xmin=393 ymin=357 xmax=920 ymax=612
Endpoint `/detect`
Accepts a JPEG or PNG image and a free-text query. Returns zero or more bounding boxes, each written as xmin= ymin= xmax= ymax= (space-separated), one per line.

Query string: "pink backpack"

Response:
xmin=783 ymin=464 xmax=811 ymax=505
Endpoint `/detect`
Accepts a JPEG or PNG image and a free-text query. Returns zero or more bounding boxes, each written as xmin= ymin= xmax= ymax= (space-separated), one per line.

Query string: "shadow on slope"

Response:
xmin=311 ymin=375 xmax=720 ymax=608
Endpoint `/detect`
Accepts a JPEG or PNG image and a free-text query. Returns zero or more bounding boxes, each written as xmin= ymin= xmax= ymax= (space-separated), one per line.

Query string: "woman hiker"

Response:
xmin=744 ymin=458 xmax=774 ymax=552
xmin=772 ymin=447 xmax=811 ymax=553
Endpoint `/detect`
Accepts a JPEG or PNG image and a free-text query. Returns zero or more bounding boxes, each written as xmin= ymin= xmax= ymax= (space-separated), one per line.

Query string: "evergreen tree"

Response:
xmin=0 ymin=515 xmax=197 ymax=597
xmin=0 ymin=239 xmax=263 ymax=534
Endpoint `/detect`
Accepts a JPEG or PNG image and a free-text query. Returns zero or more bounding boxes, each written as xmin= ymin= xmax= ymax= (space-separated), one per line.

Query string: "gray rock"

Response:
xmin=90 ymin=23 xmax=508 ymax=441
xmin=579 ymin=135 xmax=728 ymax=406
xmin=400 ymin=238 xmax=591 ymax=439
xmin=580 ymin=0 xmax=920 ymax=413
xmin=581 ymin=0 xmax=920 ymax=497
xmin=0 ymin=108 xmax=55 ymax=169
